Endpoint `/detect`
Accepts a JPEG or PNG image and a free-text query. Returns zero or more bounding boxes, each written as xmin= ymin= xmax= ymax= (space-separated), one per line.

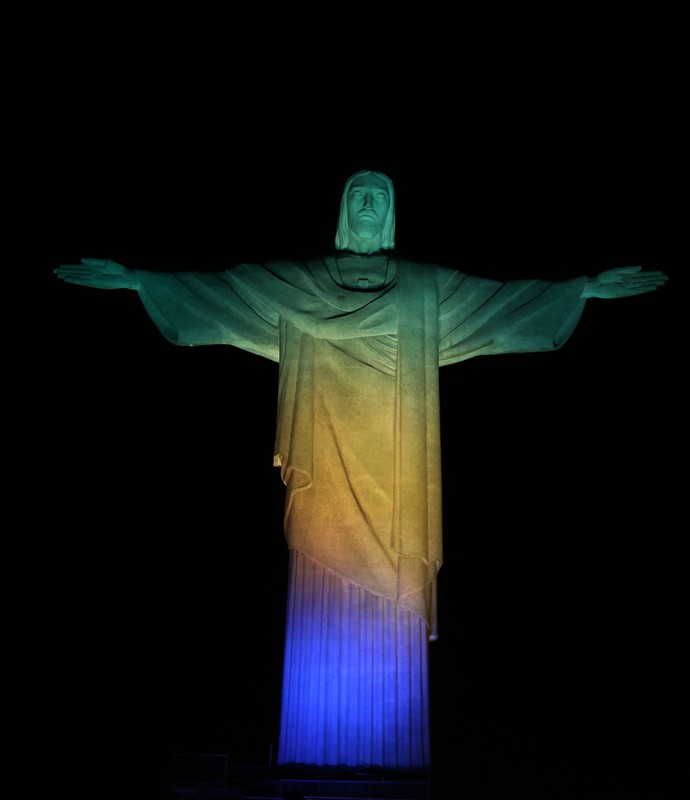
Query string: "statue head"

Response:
xmin=335 ymin=170 xmax=396 ymax=254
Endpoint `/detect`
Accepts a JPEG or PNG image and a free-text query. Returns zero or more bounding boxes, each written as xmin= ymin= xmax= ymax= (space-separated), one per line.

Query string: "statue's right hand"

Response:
xmin=54 ymin=258 xmax=142 ymax=290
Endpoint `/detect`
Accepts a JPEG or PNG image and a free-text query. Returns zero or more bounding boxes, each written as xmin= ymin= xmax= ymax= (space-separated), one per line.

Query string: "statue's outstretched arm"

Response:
xmin=54 ymin=258 xmax=142 ymax=291
xmin=55 ymin=259 xmax=669 ymax=302
xmin=582 ymin=265 xmax=668 ymax=299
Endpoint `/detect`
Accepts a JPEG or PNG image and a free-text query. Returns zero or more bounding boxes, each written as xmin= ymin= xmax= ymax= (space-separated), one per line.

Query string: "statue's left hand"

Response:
xmin=583 ymin=265 xmax=669 ymax=299
xmin=54 ymin=258 xmax=141 ymax=290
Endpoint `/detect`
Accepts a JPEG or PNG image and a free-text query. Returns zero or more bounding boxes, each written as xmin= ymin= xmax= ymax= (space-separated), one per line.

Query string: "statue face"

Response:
xmin=346 ymin=173 xmax=391 ymax=242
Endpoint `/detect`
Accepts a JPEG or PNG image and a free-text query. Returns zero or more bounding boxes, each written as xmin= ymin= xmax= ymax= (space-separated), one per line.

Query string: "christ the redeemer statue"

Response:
xmin=54 ymin=169 xmax=668 ymax=773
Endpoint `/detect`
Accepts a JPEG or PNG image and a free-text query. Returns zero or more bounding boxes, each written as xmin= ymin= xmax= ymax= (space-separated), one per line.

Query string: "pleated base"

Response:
xmin=277 ymin=550 xmax=431 ymax=770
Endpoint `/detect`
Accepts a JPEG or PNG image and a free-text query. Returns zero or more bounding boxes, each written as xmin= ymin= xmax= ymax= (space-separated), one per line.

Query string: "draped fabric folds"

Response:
xmin=135 ymin=255 xmax=587 ymax=770
xmin=278 ymin=550 xmax=430 ymax=769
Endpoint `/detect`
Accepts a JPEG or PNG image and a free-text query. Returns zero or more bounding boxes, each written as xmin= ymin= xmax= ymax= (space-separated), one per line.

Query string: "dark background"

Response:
xmin=18 ymin=16 xmax=686 ymax=800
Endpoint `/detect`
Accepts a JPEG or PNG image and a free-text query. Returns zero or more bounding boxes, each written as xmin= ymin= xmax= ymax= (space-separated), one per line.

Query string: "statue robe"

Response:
xmin=135 ymin=254 xmax=587 ymax=770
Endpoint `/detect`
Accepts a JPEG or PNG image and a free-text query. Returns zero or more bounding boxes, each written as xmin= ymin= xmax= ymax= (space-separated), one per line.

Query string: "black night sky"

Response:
xmin=25 ymin=22 xmax=685 ymax=800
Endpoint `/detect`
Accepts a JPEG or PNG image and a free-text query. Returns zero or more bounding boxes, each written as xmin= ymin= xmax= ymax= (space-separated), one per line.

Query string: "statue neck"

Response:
xmin=347 ymin=232 xmax=384 ymax=255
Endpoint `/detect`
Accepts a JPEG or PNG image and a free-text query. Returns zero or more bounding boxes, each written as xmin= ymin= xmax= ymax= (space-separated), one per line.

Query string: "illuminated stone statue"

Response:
xmin=54 ymin=170 xmax=668 ymax=773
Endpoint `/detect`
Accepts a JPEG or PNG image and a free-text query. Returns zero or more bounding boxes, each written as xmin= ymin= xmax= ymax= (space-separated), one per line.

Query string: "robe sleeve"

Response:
xmin=437 ymin=270 xmax=588 ymax=365
xmin=135 ymin=268 xmax=281 ymax=361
